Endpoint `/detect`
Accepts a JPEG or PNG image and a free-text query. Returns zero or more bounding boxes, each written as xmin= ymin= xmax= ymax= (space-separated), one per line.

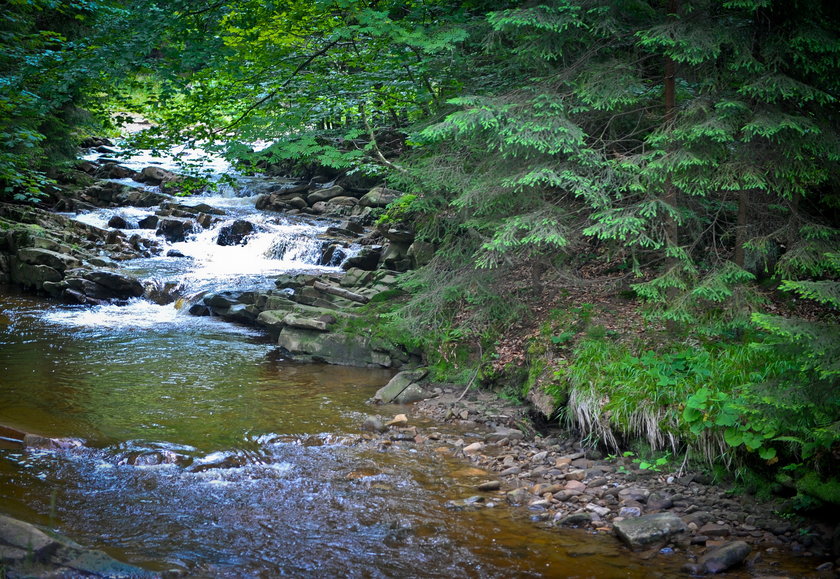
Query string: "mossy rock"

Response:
xmin=796 ymin=472 xmax=840 ymax=506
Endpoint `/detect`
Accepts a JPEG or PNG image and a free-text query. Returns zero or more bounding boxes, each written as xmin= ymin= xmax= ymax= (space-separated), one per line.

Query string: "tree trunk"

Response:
xmin=734 ymin=189 xmax=748 ymax=268
xmin=663 ymin=0 xmax=681 ymax=333
xmin=663 ymin=0 xmax=679 ymax=257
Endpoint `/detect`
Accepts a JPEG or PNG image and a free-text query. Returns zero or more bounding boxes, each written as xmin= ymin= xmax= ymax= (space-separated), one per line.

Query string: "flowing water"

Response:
xmin=0 ymin=150 xmax=804 ymax=577
xmin=3 ymin=289 xmax=684 ymax=579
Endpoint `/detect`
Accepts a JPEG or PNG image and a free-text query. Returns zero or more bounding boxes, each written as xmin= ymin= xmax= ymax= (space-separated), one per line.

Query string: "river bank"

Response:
xmin=408 ymin=388 xmax=839 ymax=577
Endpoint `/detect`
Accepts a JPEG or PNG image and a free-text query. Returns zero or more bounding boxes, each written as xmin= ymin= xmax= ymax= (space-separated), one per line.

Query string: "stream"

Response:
xmin=0 ymin=149 xmax=686 ymax=577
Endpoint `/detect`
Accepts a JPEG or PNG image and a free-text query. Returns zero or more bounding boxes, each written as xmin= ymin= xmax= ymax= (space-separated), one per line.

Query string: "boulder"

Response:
xmin=389 ymin=383 xmax=430 ymax=404
xmin=156 ymin=217 xmax=194 ymax=243
xmin=96 ymin=163 xmax=136 ymax=180
xmin=257 ymin=303 xmax=343 ymax=334
xmin=188 ymin=303 xmax=210 ymax=316
xmin=327 ymin=196 xmax=358 ymax=207
xmin=0 ymin=514 xmax=58 ymax=559
xmin=613 ymin=512 xmax=687 ymax=550
xmin=380 ymin=225 xmax=414 ymax=243
xmin=16 ymin=248 xmax=80 ymax=272
xmin=138 ymin=215 xmax=159 ymax=229
xmin=319 ymin=243 xmax=349 ymax=267
xmin=213 ymin=303 xmax=259 ymax=324
xmin=255 ymin=193 xmax=294 ymax=212
xmin=306 ymin=185 xmax=346 ymax=204
xmin=256 ymin=310 xmax=292 ymax=334
xmin=698 ymin=541 xmax=752 ymax=574
xmin=204 ymin=291 xmax=255 ymax=309
xmin=341 ymin=246 xmax=382 ymax=271
xmin=196 ymin=213 xmax=217 ymax=229
xmin=336 ymin=172 xmax=380 ymax=192
xmin=114 ymin=188 xmax=168 ymax=207
xmin=9 ymin=260 xmax=62 ymax=289
xmin=80 ymin=136 xmax=113 ymax=148
xmin=309 ymin=201 xmax=329 ymax=214
xmin=276 ymin=327 xmax=392 ymax=367
xmin=382 ymin=242 xmax=410 ymax=266
xmin=0 ymin=514 xmax=154 ymax=577
xmin=22 ymin=434 xmax=84 ymax=450
xmin=359 ymin=187 xmax=401 ymax=208
xmin=107 ymin=215 xmax=129 ymax=229
xmin=216 ymin=220 xmax=256 ymax=246
xmin=526 ymin=381 xmax=558 ymax=420
xmin=82 ymin=181 xmax=125 ymax=204
xmin=287 ymin=196 xmax=308 ymax=210
xmin=133 ymin=165 xmax=182 ymax=186
xmin=407 ymin=241 xmax=435 ymax=267
xmin=83 ymin=270 xmax=144 ymax=299
xmin=63 ymin=277 xmax=113 ymax=301
xmin=340 ymin=268 xmax=375 ymax=288
xmin=372 ymin=369 xmax=430 ymax=404
xmin=171 ymin=202 xmax=225 ymax=216
xmin=338 ymin=220 xmax=365 ymax=235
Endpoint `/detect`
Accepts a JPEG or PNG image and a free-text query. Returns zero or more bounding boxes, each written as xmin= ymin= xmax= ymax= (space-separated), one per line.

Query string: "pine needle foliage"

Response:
xmin=407 ymin=0 xmax=840 ymax=333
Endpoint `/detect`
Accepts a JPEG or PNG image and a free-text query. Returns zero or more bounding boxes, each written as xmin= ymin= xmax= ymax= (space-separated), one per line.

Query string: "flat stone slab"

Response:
xmin=613 ymin=512 xmax=687 ymax=550
xmin=282 ymin=313 xmax=331 ymax=332
xmin=277 ymin=327 xmax=392 ymax=367
xmin=0 ymin=514 xmax=154 ymax=577
xmin=0 ymin=514 xmax=56 ymax=556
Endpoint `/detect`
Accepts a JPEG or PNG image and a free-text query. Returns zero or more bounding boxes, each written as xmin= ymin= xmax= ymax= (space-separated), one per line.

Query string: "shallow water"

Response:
xmin=0 ymin=289 xmax=681 ymax=577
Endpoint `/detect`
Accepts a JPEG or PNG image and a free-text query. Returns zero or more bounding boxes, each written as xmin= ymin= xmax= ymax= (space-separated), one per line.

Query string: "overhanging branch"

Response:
xmin=212 ymin=40 xmax=344 ymax=135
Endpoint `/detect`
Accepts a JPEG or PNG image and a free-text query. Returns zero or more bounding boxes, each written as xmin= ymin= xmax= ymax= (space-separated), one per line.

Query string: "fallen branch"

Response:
xmin=456 ymin=343 xmax=483 ymax=402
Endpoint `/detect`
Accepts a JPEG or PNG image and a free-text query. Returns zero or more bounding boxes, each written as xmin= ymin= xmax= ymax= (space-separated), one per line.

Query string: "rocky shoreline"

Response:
xmin=364 ymin=381 xmax=840 ymax=577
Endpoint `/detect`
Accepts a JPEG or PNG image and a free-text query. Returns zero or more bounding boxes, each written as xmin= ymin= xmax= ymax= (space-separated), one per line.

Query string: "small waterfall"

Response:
xmin=266 ymin=231 xmax=325 ymax=264
xmin=62 ymin=143 xmax=358 ymax=330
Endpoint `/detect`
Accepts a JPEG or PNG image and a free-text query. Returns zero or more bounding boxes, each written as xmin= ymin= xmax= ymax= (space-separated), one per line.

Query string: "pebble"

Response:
xmin=477 ymin=480 xmax=501 ymax=492
xmin=386 ymin=414 xmax=408 ymax=427
xmin=531 ymin=450 xmax=548 ymax=463
xmin=585 ymin=503 xmax=611 ymax=517
xmin=564 ymin=480 xmax=586 ymax=492
xmin=619 ymin=506 xmax=642 ymax=518
xmin=700 ymin=522 xmax=731 ymax=537
xmin=618 ymin=487 xmax=650 ymax=503
xmin=506 ymin=487 xmax=532 ymax=505
xmin=565 ymin=469 xmax=586 ymax=481
xmin=462 ymin=442 xmax=483 ymax=455
xmin=556 ymin=512 xmax=593 ymax=528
